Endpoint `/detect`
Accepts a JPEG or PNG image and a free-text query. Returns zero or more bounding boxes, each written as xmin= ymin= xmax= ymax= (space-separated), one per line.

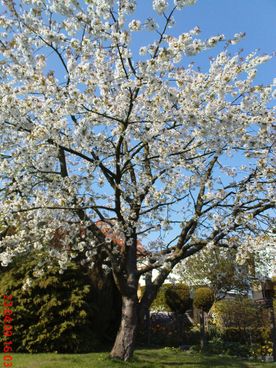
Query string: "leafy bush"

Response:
xmin=185 ymin=325 xmax=201 ymax=345
xmin=222 ymin=327 xmax=271 ymax=345
xmin=149 ymin=283 xmax=191 ymax=312
xmin=250 ymin=341 xmax=274 ymax=358
xmin=193 ymin=287 xmax=214 ymax=312
xmin=211 ymin=297 xmax=269 ymax=334
xmin=207 ymin=338 xmax=252 ymax=357
xmin=165 ymin=284 xmax=192 ymax=314
xmin=0 ymin=253 xmax=99 ymax=353
xmin=150 ymin=285 xmax=171 ymax=312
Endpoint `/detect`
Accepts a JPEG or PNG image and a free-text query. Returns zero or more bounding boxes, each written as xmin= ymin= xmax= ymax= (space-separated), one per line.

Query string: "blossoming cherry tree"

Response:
xmin=0 ymin=0 xmax=275 ymax=361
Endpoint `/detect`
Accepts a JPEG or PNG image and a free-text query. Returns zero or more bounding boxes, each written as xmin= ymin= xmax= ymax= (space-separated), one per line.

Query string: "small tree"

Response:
xmin=193 ymin=287 xmax=214 ymax=350
xmin=176 ymin=247 xmax=251 ymax=299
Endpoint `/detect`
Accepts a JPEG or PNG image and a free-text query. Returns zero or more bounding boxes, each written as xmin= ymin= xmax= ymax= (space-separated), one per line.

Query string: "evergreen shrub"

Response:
xmin=149 ymin=283 xmax=191 ymax=312
xmin=0 ymin=253 xmax=98 ymax=353
xmin=193 ymin=287 xmax=214 ymax=312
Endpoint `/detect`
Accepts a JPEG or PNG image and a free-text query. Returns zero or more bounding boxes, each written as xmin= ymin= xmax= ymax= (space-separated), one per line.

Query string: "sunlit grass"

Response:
xmin=1 ymin=348 xmax=276 ymax=368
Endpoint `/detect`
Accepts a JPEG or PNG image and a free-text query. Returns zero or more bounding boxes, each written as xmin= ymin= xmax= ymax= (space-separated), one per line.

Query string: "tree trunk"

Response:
xmin=200 ymin=309 xmax=207 ymax=350
xmin=110 ymin=294 xmax=138 ymax=361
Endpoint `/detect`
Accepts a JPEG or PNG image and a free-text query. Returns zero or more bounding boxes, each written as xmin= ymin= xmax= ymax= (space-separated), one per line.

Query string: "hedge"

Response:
xmin=0 ymin=252 xmax=120 ymax=353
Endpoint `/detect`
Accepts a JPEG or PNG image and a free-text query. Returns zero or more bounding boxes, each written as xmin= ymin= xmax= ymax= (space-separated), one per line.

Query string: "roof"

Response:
xmin=50 ymin=220 xmax=147 ymax=257
xmin=96 ymin=221 xmax=147 ymax=256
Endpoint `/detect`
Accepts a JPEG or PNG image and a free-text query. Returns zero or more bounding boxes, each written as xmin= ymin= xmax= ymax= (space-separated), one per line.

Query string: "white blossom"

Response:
xmin=174 ymin=0 xmax=197 ymax=9
xmin=22 ymin=277 xmax=32 ymax=291
xmin=153 ymin=0 xmax=168 ymax=14
xmin=144 ymin=18 xmax=158 ymax=31
xmin=0 ymin=0 xmax=274 ymax=294
xmin=128 ymin=19 xmax=141 ymax=31
xmin=230 ymin=31 xmax=246 ymax=44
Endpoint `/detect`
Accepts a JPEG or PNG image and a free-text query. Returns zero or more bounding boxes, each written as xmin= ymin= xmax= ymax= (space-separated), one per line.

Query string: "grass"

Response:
xmin=1 ymin=349 xmax=276 ymax=368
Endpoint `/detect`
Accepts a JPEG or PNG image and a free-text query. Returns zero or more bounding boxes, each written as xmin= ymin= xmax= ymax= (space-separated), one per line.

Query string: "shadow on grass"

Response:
xmin=136 ymin=352 xmax=251 ymax=368
xmin=139 ymin=360 xmax=249 ymax=368
xmin=159 ymin=363 xmax=199 ymax=366
xmin=202 ymin=355 xmax=249 ymax=367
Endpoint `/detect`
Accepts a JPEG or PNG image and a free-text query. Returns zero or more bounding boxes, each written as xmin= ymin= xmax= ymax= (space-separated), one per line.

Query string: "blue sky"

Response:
xmin=133 ymin=0 xmax=275 ymax=84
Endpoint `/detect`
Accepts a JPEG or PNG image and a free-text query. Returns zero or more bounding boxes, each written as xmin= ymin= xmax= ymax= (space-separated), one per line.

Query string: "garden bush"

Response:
xmin=207 ymin=338 xmax=252 ymax=357
xmin=207 ymin=297 xmax=272 ymax=358
xmin=0 ymin=252 xmax=115 ymax=353
xmin=149 ymin=283 xmax=191 ymax=312
xmin=149 ymin=284 xmax=171 ymax=312
xmin=211 ymin=297 xmax=269 ymax=342
xmin=193 ymin=287 xmax=214 ymax=312
xmin=165 ymin=284 xmax=192 ymax=314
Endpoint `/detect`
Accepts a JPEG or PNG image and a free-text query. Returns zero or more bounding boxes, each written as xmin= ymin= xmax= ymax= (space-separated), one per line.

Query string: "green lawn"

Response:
xmin=1 ymin=349 xmax=276 ymax=368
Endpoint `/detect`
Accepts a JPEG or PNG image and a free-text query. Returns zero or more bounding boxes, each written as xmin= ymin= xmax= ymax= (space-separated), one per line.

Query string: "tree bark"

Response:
xmin=200 ymin=309 xmax=207 ymax=350
xmin=110 ymin=294 xmax=138 ymax=361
